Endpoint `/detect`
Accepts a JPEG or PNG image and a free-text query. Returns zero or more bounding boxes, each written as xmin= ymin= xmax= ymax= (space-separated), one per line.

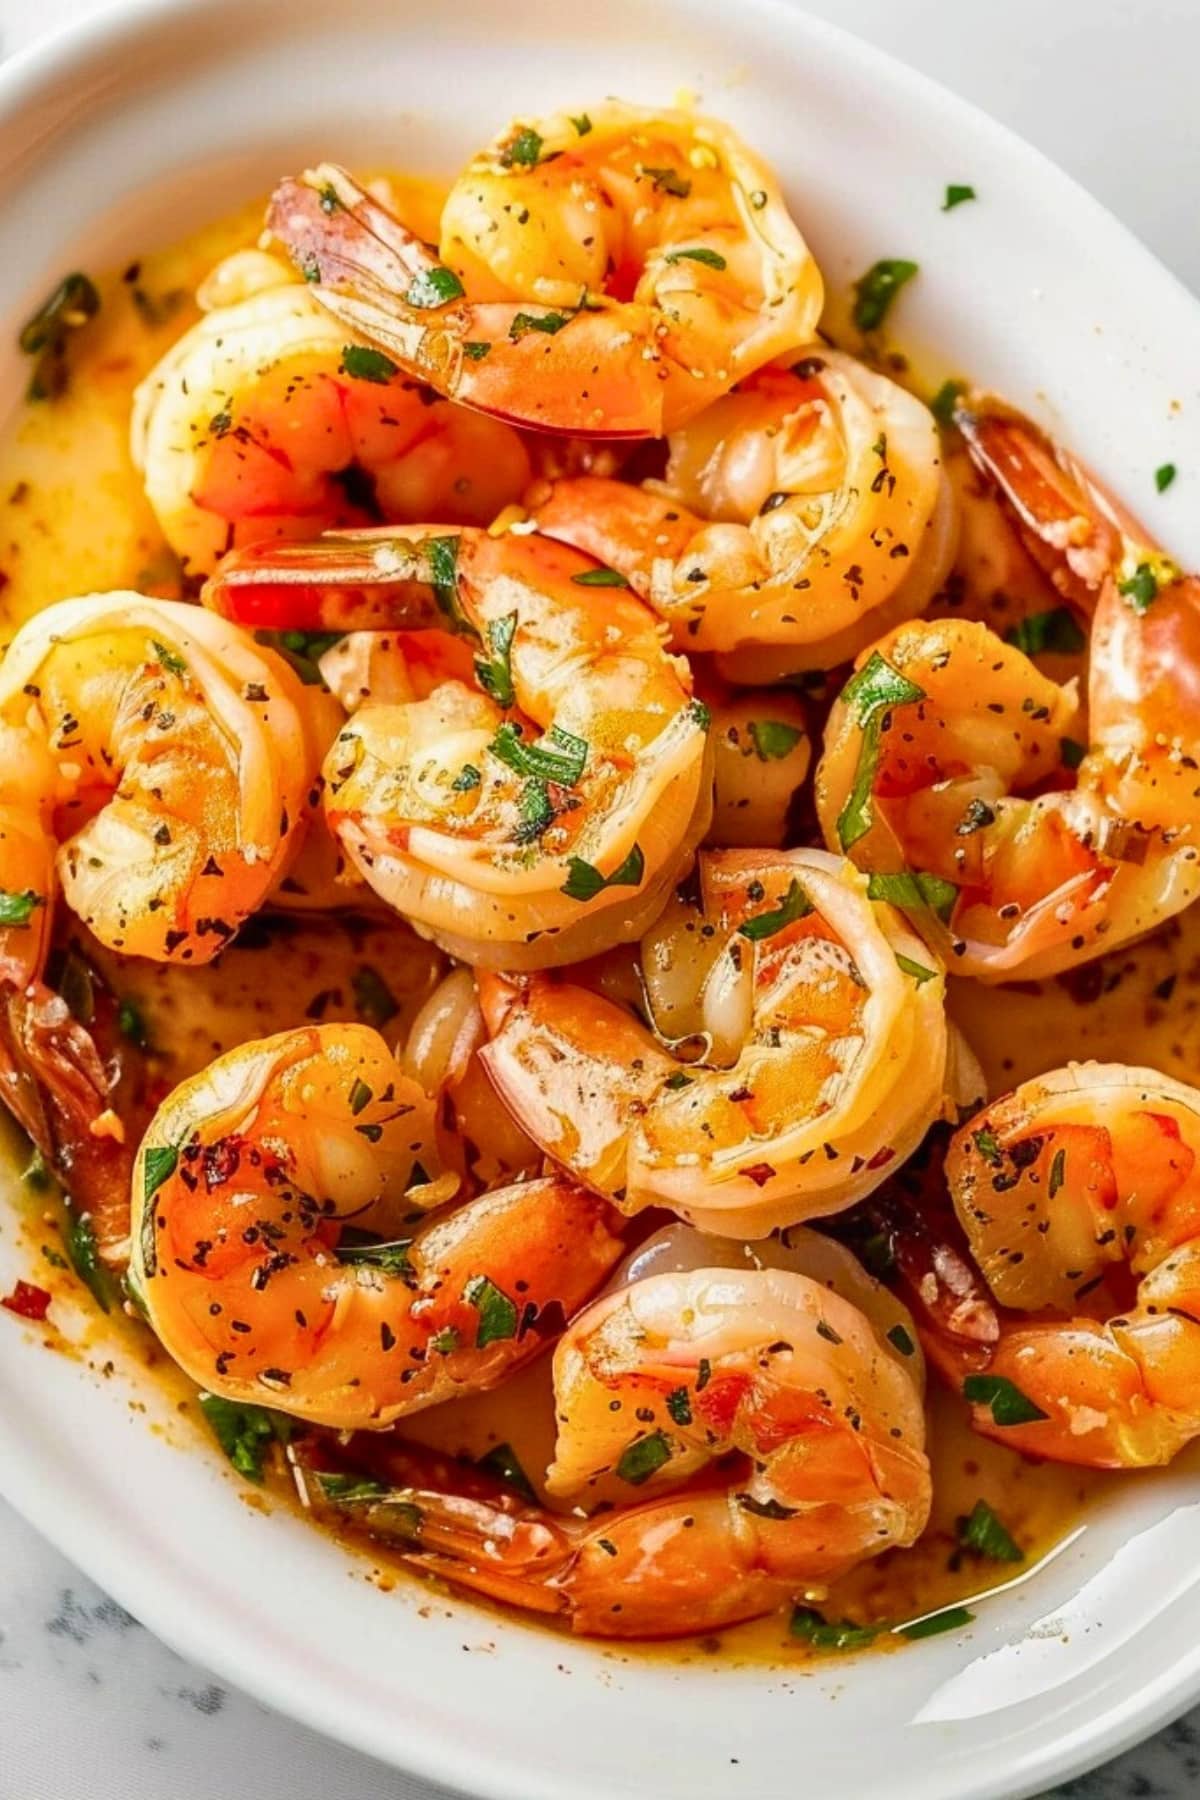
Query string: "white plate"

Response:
xmin=1 ymin=2 xmax=1199 ymax=1796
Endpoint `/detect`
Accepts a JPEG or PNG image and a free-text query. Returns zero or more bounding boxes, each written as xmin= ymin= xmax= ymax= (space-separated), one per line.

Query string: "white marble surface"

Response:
xmin=2 ymin=2 xmax=1200 ymax=1797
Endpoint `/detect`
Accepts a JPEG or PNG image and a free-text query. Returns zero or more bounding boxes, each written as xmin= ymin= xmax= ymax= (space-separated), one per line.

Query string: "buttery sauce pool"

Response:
xmin=1 ymin=186 xmax=1193 ymax=1665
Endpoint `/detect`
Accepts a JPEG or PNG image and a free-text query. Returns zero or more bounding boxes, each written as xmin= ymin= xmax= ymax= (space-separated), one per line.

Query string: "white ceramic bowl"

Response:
xmin=2 ymin=3 xmax=1200 ymax=1796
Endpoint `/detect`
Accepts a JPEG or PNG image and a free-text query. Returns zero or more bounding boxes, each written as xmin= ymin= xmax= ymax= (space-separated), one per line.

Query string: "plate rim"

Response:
xmin=0 ymin=1 xmax=1198 ymax=1796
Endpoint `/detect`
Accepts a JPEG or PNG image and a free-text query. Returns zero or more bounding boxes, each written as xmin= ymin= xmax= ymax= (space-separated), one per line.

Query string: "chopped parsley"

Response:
xmin=1155 ymin=462 xmax=1177 ymax=493
xmin=897 ymin=1605 xmax=974 ymax=1641
xmin=749 ymin=718 xmax=804 ymax=761
xmin=790 ymin=1607 xmax=880 ymax=1651
xmin=852 ymin=259 xmax=918 ymax=333
xmin=334 ymin=1234 xmax=414 ymax=1277
xmin=151 ymin=638 xmax=188 ymax=677
xmin=942 ymin=184 xmax=976 ymax=211
xmin=894 ymin=953 xmax=938 ymax=987
xmin=664 ymin=246 xmax=727 ymax=270
xmin=117 ymin=998 xmax=148 ymax=1048
xmin=198 ymin=1393 xmax=290 ymax=1484
xmin=500 ymin=126 xmax=545 ymax=168
xmin=0 ymin=888 xmax=42 ymax=927
xmin=642 ymin=165 xmax=691 ymax=197
xmin=887 ymin=1323 xmax=916 ymax=1356
xmin=340 ymin=344 xmax=399 ymax=383
xmin=464 ymin=1274 xmax=519 ymax=1347
xmin=405 ymin=265 xmax=465 ymax=309
xmin=962 ymin=1372 xmax=1049 ymax=1427
xmin=616 ymin=1430 xmax=672 ymax=1484
xmin=351 ymin=964 xmax=399 ymax=1027
xmin=570 ymin=113 xmax=593 ymax=137
xmin=474 ymin=612 xmax=518 ymax=707
xmin=509 ymin=310 xmax=570 ymax=339
xmin=314 ymin=1473 xmax=390 ymax=1503
xmin=956 ymin=1499 xmax=1023 ymax=1563
xmin=835 ymin=651 xmax=926 ymax=849
xmin=1005 ymin=608 xmax=1086 ymax=656
xmin=561 ymin=843 xmax=645 ymax=901
xmin=142 ymin=1142 xmax=179 ymax=1203
xmin=930 ymin=378 xmax=967 ymax=427
xmin=477 ymin=1442 xmax=536 ymax=1501
xmin=665 ymin=1387 xmax=693 ymax=1426
xmin=19 ymin=270 xmax=101 ymax=400
xmin=737 ymin=877 xmax=814 ymax=942
xmin=489 ymin=720 xmax=588 ymax=785
xmin=65 ymin=1211 xmax=118 ymax=1314
xmin=571 ymin=566 xmax=630 ymax=587
xmin=866 ymin=869 xmax=959 ymax=923
xmin=1048 ymin=1146 xmax=1066 ymax=1198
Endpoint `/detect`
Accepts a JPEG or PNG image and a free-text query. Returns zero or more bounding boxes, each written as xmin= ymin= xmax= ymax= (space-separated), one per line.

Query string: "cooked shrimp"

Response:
xmin=299 ymin=1224 xmax=929 ymax=1636
xmin=533 ymin=353 xmax=956 ymax=676
xmin=930 ymin=1062 xmax=1200 ymax=1468
xmin=130 ymin=1023 xmax=624 ymax=1428
xmin=203 ymin=525 xmax=713 ymax=968
xmin=704 ymin=683 xmax=811 ymax=848
xmin=0 ymin=593 xmax=327 ymax=971
xmin=957 ymin=397 xmax=1200 ymax=838
xmin=478 ymin=847 xmax=954 ymax=1236
xmin=132 ymin=262 xmax=531 ymax=578
xmin=815 ymin=619 xmax=1200 ymax=981
xmin=264 ymin=101 xmax=822 ymax=438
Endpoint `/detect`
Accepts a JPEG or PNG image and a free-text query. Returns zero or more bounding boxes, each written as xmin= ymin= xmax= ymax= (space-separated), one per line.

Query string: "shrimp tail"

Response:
xmin=0 ymin=980 xmax=135 ymax=1266
xmin=267 ymin=168 xmax=670 ymax=437
xmin=955 ymin=397 xmax=1132 ymax=609
xmin=294 ymin=1436 xmax=575 ymax=1616
xmin=203 ymin=529 xmax=445 ymax=632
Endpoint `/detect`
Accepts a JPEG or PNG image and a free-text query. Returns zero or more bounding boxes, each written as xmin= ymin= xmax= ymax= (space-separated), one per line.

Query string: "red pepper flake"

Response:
xmin=740 ymin=1162 xmax=777 ymax=1188
xmin=2 ymin=1279 xmax=51 ymax=1321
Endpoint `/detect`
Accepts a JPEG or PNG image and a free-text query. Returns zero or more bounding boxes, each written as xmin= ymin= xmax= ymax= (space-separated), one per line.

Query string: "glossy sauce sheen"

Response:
xmin=2 ymin=187 xmax=1193 ymax=1664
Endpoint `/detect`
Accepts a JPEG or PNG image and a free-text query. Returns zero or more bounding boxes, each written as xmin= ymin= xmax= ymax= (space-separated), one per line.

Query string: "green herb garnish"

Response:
xmin=737 ymin=878 xmax=813 ymax=942
xmin=199 ymin=1393 xmax=290 ymax=1483
xmin=464 ymin=1274 xmax=519 ymax=1347
xmin=1005 ymin=608 xmax=1086 ymax=657
xmin=340 ymin=344 xmax=399 ymax=383
xmin=561 ymin=843 xmax=645 ymax=901
xmin=957 ymin=1499 xmax=1023 ymax=1563
xmin=405 ymin=266 xmax=466 ymax=309
xmin=664 ymin=246 xmax=727 ymax=270
xmin=616 ymin=1430 xmax=672 ymax=1484
xmin=835 ymin=651 xmax=925 ymax=849
xmin=489 ymin=720 xmax=588 ymax=786
xmin=852 ymin=259 xmax=918 ymax=332
xmin=942 ymin=184 xmax=976 ymax=211
xmin=866 ymin=869 xmax=959 ymax=923
xmin=962 ymin=1373 xmax=1049 ymax=1426
xmin=475 ymin=612 xmax=518 ymax=707
xmin=749 ymin=719 xmax=804 ymax=761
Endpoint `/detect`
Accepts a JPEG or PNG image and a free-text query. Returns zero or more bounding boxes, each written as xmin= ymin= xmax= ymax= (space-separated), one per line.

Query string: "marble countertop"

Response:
xmin=2 ymin=1 xmax=1199 ymax=1797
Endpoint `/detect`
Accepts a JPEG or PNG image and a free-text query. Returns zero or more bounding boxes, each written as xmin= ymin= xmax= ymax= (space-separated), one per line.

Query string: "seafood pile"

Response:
xmin=2 ymin=99 xmax=1198 ymax=1648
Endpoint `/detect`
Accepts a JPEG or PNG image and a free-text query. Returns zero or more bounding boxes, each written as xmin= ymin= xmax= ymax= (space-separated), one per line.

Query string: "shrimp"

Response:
xmin=815 ymin=618 xmax=1200 ymax=981
xmin=478 ymin=847 xmax=955 ymax=1236
xmin=0 ymin=593 xmax=329 ymax=974
xmin=130 ymin=1023 xmax=624 ymax=1428
xmin=704 ymin=683 xmax=812 ymax=848
xmin=927 ymin=1062 xmax=1200 ymax=1468
xmin=956 ymin=397 xmax=1200 ymax=839
xmin=264 ymin=101 xmax=822 ymax=438
xmin=132 ymin=255 xmax=532 ymax=578
xmin=532 ymin=352 xmax=956 ymax=676
xmin=298 ymin=1224 xmax=930 ymax=1637
xmin=202 ymin=525 xmax=713 ymax=968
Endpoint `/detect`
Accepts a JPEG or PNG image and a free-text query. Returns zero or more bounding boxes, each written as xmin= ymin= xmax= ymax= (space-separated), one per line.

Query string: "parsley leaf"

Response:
xmin=1156 ymin=462 xmax=1177 ymax=493
xmin=0 ymin=888 xmax=42 ymax=927
xmin=474 ymin=613 xmax=518 ymax=707
xmin=790 ymin=1607 xmax=880 ymax=1652
xmin=664 ymin=246 xmax=727 ymax=270
xmin=737 ymin=877 xmax=814 ymax=942
xmin=957 ymin=1498 xmax=1023 ymax=1563
xmin=1005 ymin=608 xmax=1086 ymax=656
xmin=477 ymin=1442 xmax=536 ymax=1501
xmin=500 ymin=127 xmax=545 ymax=168
xmin=489 ymin=720 xmax=588 ymax=786
xmin=464 ymin=1274 xmax=518 ymax=1347
xmin=340 ymin=344 xmax=399 ymax=383
xmin=866 ymin=869 xmax=959 ymax=923
xmin=616 ymin=1430 xmax=672 ymax=1484
xmin=405 ymin=265 xmax=465 ymax=308
xmin=963 ymin=1372 xmax=1049 ymax=1426
xmin=852 ymin=258 xmax=918 ymax=332
xmin=942 ymin=184 xmax=976 ymax=211
xmin=835 ymin=651 xmax=925 ymax=849
xmin=561 ymin=843 xmax=645 ymax=901
xmin=199 ymin=1393 xmax=290 ymax=1484
xmin=749 ymin=719 xmax=804 ymax=761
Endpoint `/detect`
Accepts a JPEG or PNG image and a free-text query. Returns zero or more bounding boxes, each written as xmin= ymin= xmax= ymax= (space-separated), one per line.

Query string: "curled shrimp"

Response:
xmin=130 ymin=1023 xmax=624 ymax=1428
xmin=957 ymin=397 xmax=1200 ymax=838
xmin=132 ymin=254 xmax=532 ymax=577
xmin=265 ymin=101 xmax=822 ymax=438
xmin=927 ymin=1062 xmax=1200 ymax=1468
xmin=478 ymin=847 xmax=955 ymax=1236
xmin=815 ymin=617 xmax=1200 ymax=981
xmin=0 ymin=593 xmax=329 ymax=975
xmin=533 ymin=352 xmax=956 ymax=676
xmin=300 ymin=1224 xmax=929 ymax=1637
xmin=203 ymin=526 xmax=712 ymax=967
